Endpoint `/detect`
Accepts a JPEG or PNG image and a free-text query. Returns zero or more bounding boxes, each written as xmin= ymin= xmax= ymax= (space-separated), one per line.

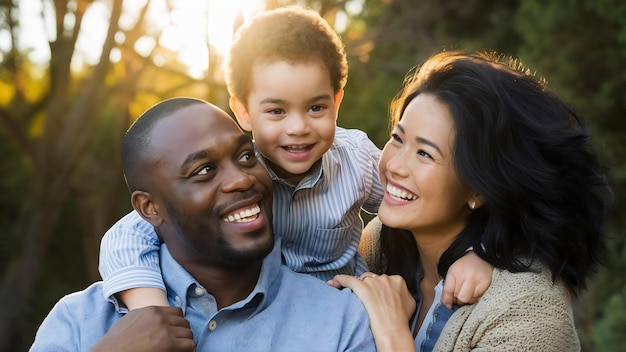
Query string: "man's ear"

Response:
xmin=333 ymin=89 xmax=344 ymax=120
xmin=229 ymin=96 xmax=252 ymax=131
xmin=131 ymin=191 xmax=163 ymax=226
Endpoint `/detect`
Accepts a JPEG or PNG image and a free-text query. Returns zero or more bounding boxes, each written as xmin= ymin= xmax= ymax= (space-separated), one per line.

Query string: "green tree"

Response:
xmin=0 ymin=0 xmax=224 ymax=348
xmin=342 ymin=0 xmax=626 ymax=348
xmin=515 ymin=0 xmax=626 ymax=349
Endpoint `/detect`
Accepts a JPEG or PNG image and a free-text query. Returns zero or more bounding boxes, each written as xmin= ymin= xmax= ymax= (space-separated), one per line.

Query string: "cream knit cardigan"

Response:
xmin=358 ymin=217 xmax=581 ymax=352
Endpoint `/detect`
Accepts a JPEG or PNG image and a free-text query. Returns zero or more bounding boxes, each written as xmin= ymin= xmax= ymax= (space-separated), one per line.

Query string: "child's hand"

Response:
xmin=442 ymin=251 xmax=493 ymax=309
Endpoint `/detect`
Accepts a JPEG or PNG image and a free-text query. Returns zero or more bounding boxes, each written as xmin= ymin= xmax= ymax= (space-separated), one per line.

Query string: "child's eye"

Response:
xmin=309 ymin=105 xmax=325 ymax=113
xmin=268 ymin=108 xmax=285 ymax=115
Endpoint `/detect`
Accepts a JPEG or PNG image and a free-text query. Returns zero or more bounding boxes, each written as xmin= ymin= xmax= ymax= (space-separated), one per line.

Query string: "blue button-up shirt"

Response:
xmin=31 ymin=239 xmax=376 ymax=351
xmin=412 ymin=279 xmax=459 ymax=351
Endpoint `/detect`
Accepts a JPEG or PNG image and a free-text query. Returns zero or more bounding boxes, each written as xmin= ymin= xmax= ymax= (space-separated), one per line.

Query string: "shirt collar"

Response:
xmin=254 ymin=143 xmax=327 ymax=190
xmin=160 ymin=237 xmax=284 ymax=318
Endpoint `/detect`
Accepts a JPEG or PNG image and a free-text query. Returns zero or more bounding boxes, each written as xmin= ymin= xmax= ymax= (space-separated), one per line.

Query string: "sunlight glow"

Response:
xmin=148 ymin=0 xmax=266 ymax=78
xmin=7 ymin=0 xmax=265 ymax=78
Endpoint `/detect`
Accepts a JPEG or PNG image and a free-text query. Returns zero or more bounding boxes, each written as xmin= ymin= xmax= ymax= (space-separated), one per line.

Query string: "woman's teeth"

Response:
xmin=387 ymin=184 xmax=417 ymax=200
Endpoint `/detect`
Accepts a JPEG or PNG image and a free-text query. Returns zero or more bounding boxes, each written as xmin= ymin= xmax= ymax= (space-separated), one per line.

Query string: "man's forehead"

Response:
xmin=148 ymin=106 xmax=242 ymax=158
xmin=155 ymin=105 xmax=239 ymax=134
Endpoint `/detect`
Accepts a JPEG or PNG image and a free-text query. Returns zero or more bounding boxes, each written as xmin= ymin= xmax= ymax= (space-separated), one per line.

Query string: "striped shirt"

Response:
xmin=99 ymin=126 xmax=383 ymax=298
xmin=266 ymin=127 xmax=383 ymax=280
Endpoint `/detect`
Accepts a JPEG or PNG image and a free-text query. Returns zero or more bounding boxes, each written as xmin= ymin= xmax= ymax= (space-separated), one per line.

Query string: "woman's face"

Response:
xmin=378 ymin=93 xmax=474 ymax=240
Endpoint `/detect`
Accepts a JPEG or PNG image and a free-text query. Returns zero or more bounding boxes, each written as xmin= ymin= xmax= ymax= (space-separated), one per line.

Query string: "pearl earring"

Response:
xmin=470 ymin=201 xmax=476 ymax=209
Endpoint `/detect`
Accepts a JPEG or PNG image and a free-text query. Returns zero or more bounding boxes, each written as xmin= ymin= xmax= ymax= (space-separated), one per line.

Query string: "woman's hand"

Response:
xmin=329 ymin=272 xmax=416 ymax=352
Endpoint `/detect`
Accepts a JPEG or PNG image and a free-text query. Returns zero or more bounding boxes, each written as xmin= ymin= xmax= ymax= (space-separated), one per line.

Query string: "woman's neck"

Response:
xmin=414 ymin=232 xmax=456 ymax=284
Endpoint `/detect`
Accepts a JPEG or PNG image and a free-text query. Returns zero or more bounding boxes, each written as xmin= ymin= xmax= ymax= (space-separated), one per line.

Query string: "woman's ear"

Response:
xmin=468 ymin=193 xmax=484 ymax=210
xmin=131 ymin=191 xmax=163 ymax=226
xmin=229 ymin=96 xmax=252 ymax=131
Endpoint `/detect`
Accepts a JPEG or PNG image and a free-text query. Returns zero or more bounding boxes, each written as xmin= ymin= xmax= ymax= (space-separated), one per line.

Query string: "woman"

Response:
xmin=330 ymin=51 xmax=612 ymax=351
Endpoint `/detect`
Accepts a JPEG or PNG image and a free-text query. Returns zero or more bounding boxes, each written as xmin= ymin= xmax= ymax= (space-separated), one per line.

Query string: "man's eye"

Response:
xmin=309 ymin=105 xmax=324 ymax=113
xmin=238 ymin=151 xmax=256 ymax=163
xmin=195 ymin=165 xmax=215 ymax=175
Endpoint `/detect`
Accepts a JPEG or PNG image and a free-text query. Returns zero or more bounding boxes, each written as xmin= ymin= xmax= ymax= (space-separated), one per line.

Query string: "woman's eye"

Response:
xmin=391 ymin=133 xmax=402 ymax=143
xmin=417 ymin=150 xmax=433 ymax=159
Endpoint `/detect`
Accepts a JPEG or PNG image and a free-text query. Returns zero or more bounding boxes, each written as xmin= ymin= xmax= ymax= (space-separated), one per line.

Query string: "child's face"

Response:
xmin=236 ymin=60 xmax=341 ymax=184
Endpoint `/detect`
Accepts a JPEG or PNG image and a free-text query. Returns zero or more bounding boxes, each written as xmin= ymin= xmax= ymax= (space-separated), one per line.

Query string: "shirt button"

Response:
xmin=175 ymin=296 xmax=182 ymax=305
xmin=208 ymin=320 xmax=217 ymax=331
xmin=195 ymin=287 xmax=205 ymax=296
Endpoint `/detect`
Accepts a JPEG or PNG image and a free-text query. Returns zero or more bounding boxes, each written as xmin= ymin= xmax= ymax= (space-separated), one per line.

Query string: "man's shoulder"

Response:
xmin=278 ymin=267 xmax=361 ymax=304
xmin=31 ymin=282 xmax=120 ymax=351
xmin=53 ymin=281 xmax=116 ymax=315
xmin=274 ymin=268 xmax=373 ymax=336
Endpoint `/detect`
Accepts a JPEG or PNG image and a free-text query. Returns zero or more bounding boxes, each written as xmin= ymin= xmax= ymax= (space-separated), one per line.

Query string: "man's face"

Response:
xmin=148 ymin=104 xmax=274 ymax=268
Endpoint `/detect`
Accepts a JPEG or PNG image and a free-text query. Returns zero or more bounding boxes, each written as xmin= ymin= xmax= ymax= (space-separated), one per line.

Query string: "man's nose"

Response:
xmin=220 ymin=163 xmax=256 ymax=192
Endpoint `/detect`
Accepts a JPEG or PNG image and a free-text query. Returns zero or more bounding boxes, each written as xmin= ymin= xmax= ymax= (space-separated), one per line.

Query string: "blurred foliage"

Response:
xmin=512 ymin=1 xmax=626 ymax=350
xmin=0 ymin=0 xmax=624 ymax=350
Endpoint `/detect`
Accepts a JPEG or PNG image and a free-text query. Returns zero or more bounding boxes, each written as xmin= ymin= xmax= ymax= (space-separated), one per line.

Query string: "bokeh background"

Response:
xmin=1 ymin=0 xmax=624 ymax=350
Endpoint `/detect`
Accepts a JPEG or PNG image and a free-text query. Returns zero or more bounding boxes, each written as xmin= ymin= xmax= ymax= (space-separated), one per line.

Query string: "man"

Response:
xmin=30 ymin=97 xmax=375 ymax=351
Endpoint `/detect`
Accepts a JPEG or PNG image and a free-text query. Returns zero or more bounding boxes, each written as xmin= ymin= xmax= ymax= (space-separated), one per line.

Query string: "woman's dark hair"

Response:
xmin=380 ymin=51 xmax=612 ymax=295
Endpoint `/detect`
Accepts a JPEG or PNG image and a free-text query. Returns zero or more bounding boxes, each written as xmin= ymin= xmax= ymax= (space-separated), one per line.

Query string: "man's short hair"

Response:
xmin=121 ymin=97 xmax=205 ymax=192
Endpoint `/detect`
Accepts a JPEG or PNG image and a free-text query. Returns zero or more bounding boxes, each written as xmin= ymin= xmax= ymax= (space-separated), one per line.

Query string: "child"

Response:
xmin=99 ymin=6 xmax=492 ymax=310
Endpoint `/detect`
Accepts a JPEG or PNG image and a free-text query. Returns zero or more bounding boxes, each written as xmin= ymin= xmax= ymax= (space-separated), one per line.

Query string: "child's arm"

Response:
xmin=441 ymin=251 xmax=493 ymax=309
xmin=99 ymin=210 xmax=169 ymax=310
xmin=119 ymin=287 xmax=169 ymax=309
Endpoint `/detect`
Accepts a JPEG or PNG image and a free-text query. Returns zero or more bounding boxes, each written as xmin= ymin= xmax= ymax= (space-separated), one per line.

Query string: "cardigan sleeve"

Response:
xmin=358 ymin=216 xmax=387 ymax=274
xmin=434 ymin=267 xmax=581 ymax=351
